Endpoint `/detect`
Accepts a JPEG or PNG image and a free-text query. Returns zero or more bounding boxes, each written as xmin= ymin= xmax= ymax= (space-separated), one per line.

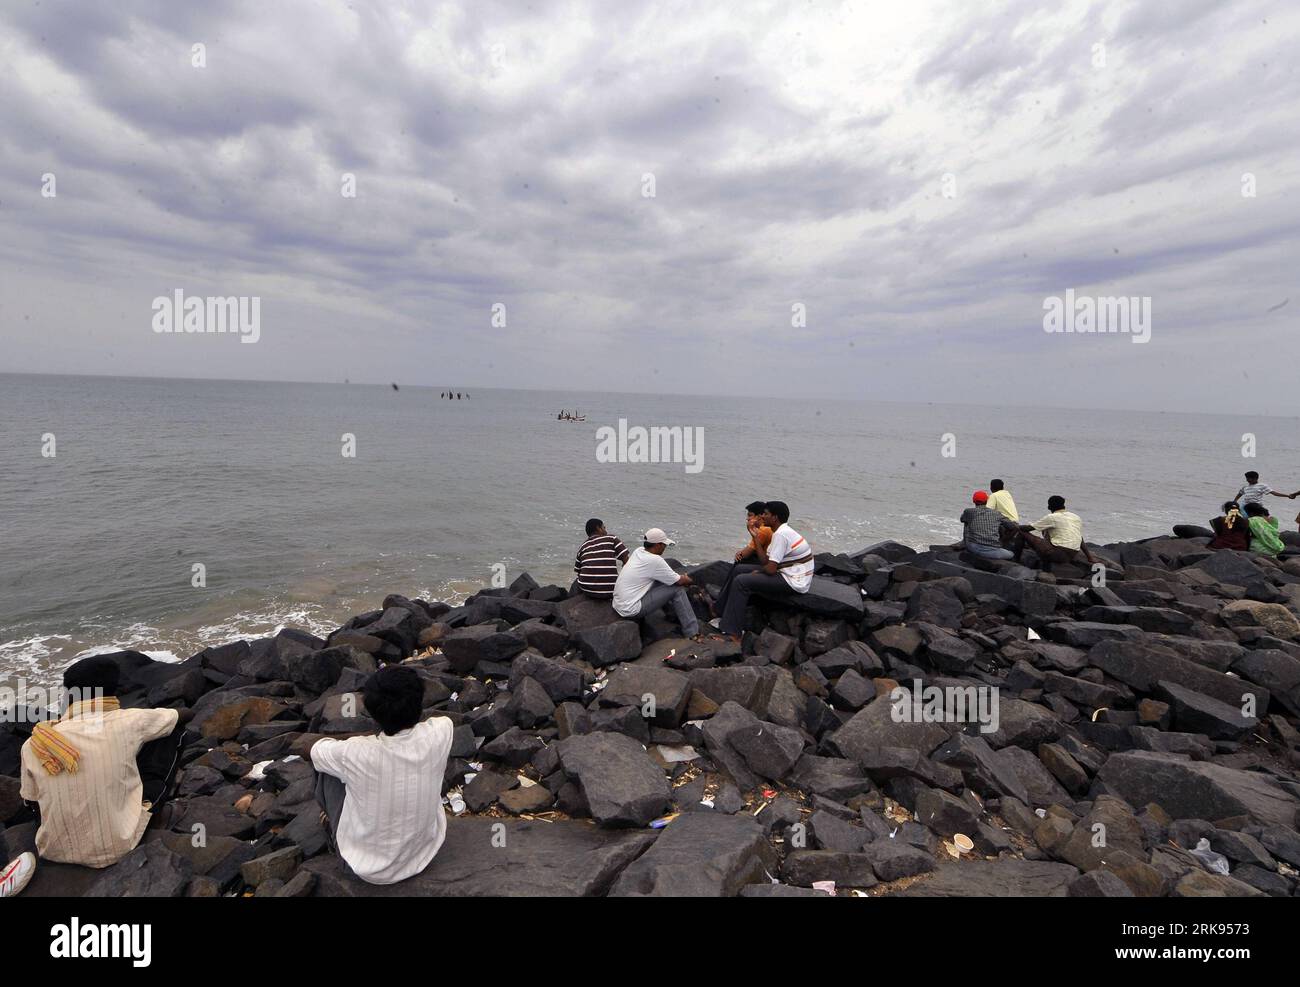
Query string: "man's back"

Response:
xmin=986 ymin=489 xmax=1018 ymax=522
xmin=1034 ymin=510 xmax=1084 ymax=550
xmin=20 ymin=704 xmax=178 ymax=868
xmin=310 ymin=717 xmax=453 ymax=884
xmin=575 ymin=534 xmax=630 ymax=598
xmin=961 ymin=506 xmax=1007 ymax=547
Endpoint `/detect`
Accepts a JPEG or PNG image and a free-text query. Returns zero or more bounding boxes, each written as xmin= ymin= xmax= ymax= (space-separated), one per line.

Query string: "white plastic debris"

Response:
xmin=1027 ymin=627 xmax=1041 ymax=641
xmin=447 ymin=792 xmax=466 ymax=815
xmin=1035 ymin=808 xmax=1047 ymax=818
xmin=245 ymin=760 xmax=273 ymax=781
xmin=1190 ymin=838 xmax=1231 ymax=876
xmin=518 ymin=775 xmax=537 ymax=788
xmin=700 ymin=797 xmax=715 ymax=809
xmin=812 ymin=880 xmax=836 ymax=895
xmin=655 ymin=744 xmax=700 ymax=763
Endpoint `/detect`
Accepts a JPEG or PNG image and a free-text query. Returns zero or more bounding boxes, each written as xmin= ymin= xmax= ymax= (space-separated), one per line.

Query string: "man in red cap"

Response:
xmin=960 ymin=490 xmax=1018 ymax=560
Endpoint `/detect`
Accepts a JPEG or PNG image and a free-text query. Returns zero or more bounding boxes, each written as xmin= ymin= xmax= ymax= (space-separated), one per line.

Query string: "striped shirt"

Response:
xmin=311 ymin=716 xmax=454 ymax=885
xmin=768 ymin=523 xmax=814 ymax=592
xmin=20 ymin=704 xmax=179 ymax=868
xmin=1236 ymin=483 xmax=1273 ymax=507
xmin=574 ymin=534 xmax=631 ymax=597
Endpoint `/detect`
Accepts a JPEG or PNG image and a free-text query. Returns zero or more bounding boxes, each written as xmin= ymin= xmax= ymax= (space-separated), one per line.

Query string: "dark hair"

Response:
xmin=1244 ymin=502 xmax=1268 ymax=518
xmin=1222 ymin=501 xmax=1240 ymax=514
xmin=745 ymin=501 xmax=767 ymax=515
xmin=363 ymin=665 xmax=424 ymax=735
xmin=1245 ymin=471 xmax=1259 ymax=483
xmin=585 ymin=518 xmax=604 ymax=537
xmin=1047 ymin=495 xmax=1066 ymax=512
xmin=63 ymin=655 xmax=120 ymax=697
xmin=990 ymin=479 xmax=1004 ymax=492
xmin=766 ymin=500 xmax=790 ymax=524
xmin=643 ymin=541 xmax=656 ymax=550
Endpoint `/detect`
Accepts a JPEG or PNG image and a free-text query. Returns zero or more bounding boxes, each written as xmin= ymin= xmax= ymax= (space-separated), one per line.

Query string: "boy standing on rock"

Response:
xmin=309 ymin=665 xmax=454 ymax=885
xmin=1235 ymin=471 xmax=1297 ymax=509
xmin=713 ymin=501 xmax=814 ymax=641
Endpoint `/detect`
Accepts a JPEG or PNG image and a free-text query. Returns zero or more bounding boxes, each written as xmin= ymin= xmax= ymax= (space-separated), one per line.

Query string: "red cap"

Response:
xmin=972 ymin=490 xmax=989 ymax=504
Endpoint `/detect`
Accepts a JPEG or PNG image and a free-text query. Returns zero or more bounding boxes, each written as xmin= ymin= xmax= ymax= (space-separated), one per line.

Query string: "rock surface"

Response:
xmin=6 ymin=528 xmax=1300 ymax=897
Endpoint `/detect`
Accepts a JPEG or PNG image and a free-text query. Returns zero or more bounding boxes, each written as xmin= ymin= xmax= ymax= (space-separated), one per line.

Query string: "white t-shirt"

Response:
xmin=612 ymin=547 xmax=680 ymax=616
xmin=311 ymin=716 xmax=454 ymax=885
xmin=768 ymin=523 xmax=814 ymax=592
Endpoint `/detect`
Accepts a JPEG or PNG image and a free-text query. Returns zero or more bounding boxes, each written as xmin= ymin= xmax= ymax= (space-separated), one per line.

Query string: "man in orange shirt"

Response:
xmin=734 ymin=501 xmax=773 ymax=562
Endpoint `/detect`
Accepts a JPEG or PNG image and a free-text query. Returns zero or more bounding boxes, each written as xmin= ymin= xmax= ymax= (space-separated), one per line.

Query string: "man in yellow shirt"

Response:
xmin=986 ymin=479 xmax=1019 ymax=522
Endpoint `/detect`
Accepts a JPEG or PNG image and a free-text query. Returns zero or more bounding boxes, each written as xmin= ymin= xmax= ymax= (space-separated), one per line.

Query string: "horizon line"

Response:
xmin=2 ymin=368 xmax=1296 ymax=422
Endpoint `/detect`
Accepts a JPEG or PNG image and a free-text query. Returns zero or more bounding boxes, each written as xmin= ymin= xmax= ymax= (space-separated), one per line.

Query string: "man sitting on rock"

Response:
xmin=986 ymin=478 xmax=1019 ymax=523
xmin=18 ymin=655 xmax=182 ymax=869
xmin=734 ymin=501 xmax=774 ymax=562
xmin=713 ymin=501 xmax=814 ymax=642
xmin=573 ymin=518 xmax=631 ymax=599
xmin=611 ymin=528 xmax=701 ymax=638
xmin=959 ymin=490 xmax=1018 ymax=560
xmin=309 ymin=665 xmax=454 ymax=885
xmin=1011 ymin=495 xmax=1102 ymax=570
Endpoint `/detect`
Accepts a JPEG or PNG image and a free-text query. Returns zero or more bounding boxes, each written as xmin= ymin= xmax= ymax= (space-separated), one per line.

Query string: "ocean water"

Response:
xmin=2 ymin=372 xmax=1297 ymax=688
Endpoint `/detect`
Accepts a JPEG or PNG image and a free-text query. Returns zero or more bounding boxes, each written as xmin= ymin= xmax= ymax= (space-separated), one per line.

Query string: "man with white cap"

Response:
xmin=611 ymin=528 xmax=701 ymax=638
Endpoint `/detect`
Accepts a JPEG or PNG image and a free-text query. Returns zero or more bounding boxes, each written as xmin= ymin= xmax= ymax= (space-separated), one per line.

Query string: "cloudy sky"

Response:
xmin=1 ymin=0 xmax=1296 ymax=414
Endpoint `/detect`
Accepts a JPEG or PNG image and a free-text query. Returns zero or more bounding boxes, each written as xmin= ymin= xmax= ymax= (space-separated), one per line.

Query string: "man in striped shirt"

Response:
xmin=574 ymin=519 xmax=631 ymax=599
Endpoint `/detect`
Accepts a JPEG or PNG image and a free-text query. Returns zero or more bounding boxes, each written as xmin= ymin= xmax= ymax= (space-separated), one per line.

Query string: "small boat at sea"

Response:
xmin=557 ymin=410 xmax=587 ymax=422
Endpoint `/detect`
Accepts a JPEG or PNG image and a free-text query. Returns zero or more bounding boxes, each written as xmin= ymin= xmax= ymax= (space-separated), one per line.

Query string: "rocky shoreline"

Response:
xmin=4 ymin=527 xmax=1300 ymax=898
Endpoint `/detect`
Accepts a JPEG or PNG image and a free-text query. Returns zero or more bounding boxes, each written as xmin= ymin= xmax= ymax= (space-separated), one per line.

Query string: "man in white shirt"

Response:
xmin=309 ymin=665 xmax=454 ymax=885
xmin=611 ymin=528 xmax=701 ymax=637
xmin=714 ymin=501 xmax=814 ymax=641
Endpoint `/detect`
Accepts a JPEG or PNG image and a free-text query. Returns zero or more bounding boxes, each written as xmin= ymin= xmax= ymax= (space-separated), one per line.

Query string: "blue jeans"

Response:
xmin=635 ymin=584 xmax=700 ymax=637
xmin=965 ymin=542 xmax=1014 ymax=560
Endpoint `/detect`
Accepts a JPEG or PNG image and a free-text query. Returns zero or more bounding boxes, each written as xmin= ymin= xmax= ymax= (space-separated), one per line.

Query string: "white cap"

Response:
xmin=643 ymin=527 xmax=676 ymax=546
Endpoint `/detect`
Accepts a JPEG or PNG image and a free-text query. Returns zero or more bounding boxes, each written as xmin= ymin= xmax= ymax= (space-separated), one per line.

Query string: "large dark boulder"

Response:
xmin=557 ymin=732 xmax=670 ymax=827
xmin=574 ymin=621 xmax=642 ymax=667
xmin=897 ymin=859 xmax=1079 ymax=897
xmin=440 ymin=625 xmax=526 ymax=673
xmin=1095 ymin=752 xmax=1300 ymax=828
xmin=85 ymin=841 xmax=193 ymax=897
xmin=305 ymin=818 xmax=654 ymax=896
xmin=609 ymin=813 xmax=774 ymax=896
xmin=782 ymin=577 xmax=865 ymax=620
